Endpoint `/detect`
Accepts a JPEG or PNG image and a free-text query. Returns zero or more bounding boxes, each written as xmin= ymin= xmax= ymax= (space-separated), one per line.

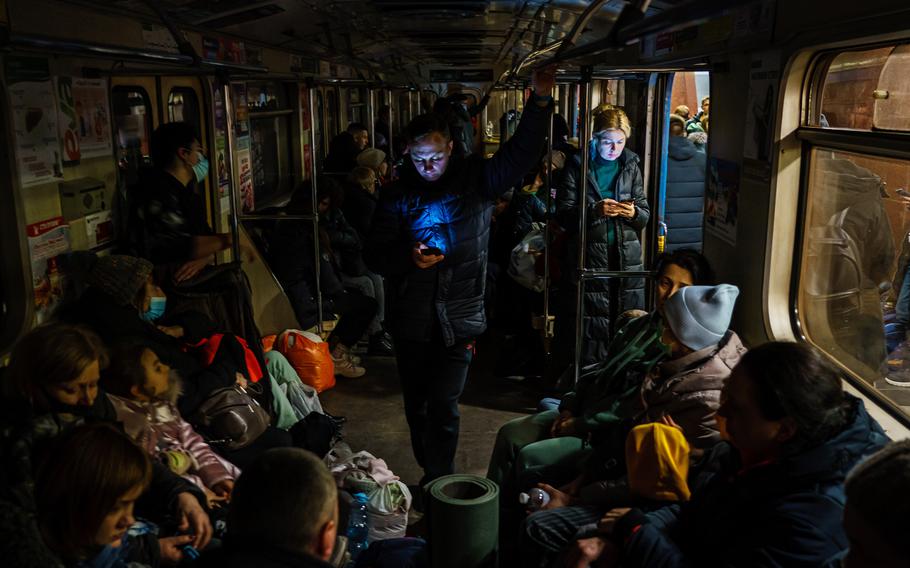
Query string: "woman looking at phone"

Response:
xmin=556 ymin=105 xmax=650 ymax=367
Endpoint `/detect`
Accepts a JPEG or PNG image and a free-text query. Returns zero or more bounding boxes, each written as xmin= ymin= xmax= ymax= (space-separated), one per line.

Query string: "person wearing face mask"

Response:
xmin=129 ymin=122 xmax=236 ymax=283
xmin=556 ymin=105 xmax=650 ymax=372
xmin=0 ymin=324 xmax=214 ymax=567
xmin=59 ymin=255 xmax=321 ymax=446
xmin=365 ymin=67 xmax=555 ymax=486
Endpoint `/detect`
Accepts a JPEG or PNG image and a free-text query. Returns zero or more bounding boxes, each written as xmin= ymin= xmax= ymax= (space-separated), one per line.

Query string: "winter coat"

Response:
xmin=0 ymin=394 xmax=203 ymax=568
xmin=342 ymin=183 xmax=378 ymax=240
xmin=324 ymin=132 xmax=360 ymax=173
xmin=637 ymin=331 xmax=746 ymax=449
xmin=813 ymin=154 xmax=894 ymax=290
xmin=107 ymin=394 xmax=240 ymax=492
xmin=199 ymin=541 xmax=333 ymax=568
xmin=128 ymin=168 xmax=214 ymax=266
xmin=321 ymin=207 xmax=367 ymax=276
xmin=365 ymin=94 xmax=552 ymax=346
xmin=557 ymin=149 xmax=650 ymax=365
xmin=618 ymin=395 xmax=889 ymax=568
xmin=665 ymin=136 xmax=706 ymax=252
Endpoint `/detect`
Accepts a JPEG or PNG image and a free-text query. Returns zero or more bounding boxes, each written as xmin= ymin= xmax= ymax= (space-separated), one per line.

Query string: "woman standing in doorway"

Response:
xmin=557 ymin=105 xmax=650 ymax=367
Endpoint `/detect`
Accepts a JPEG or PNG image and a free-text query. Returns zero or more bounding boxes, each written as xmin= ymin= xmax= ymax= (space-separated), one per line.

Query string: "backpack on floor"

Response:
xmin=275 ymin=329 xmax=336 ymax=393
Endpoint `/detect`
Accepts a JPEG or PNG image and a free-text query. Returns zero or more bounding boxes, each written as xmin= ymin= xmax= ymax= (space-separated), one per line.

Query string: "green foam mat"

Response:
xmin=426 ymin=474 xmax=499 ymax=568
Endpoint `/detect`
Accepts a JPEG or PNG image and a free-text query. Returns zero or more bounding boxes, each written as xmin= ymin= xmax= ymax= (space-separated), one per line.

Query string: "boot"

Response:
xmin=332 ymin=345 xmax=366 ymax=378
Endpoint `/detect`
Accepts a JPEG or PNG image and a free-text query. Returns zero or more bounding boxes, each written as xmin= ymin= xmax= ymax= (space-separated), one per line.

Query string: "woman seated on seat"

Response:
xmin=487 ymin=249 xmax=716 ymax=498
xmin=318 ymin=178 xmax=394 ymax=357
xmin=566 ymin=342 xmax=890 ymax=568
xmin=0 ymin=324 xmax=212 ymax=566
xmin=265 ymin=181 xmax=379 ymax=378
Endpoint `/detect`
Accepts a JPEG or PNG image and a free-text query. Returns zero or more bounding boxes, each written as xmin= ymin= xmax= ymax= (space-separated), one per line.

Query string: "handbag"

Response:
xmin=192 ymin=383 xmax=271 ymax=450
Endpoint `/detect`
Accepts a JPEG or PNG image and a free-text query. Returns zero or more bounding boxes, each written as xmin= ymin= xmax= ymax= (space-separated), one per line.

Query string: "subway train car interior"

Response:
xmin=2 ymin=1 xmax=910 ymax=567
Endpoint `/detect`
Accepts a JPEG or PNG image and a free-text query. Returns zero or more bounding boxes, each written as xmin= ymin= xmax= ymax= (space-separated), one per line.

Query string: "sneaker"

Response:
xmin=885 ymin=368 xmax=910 ymax=387
xmin=368 ymin=331 xmax=395 ymax=356
xmin=332 ymin=344 xmax=362 ymax=365
xmin=332 ymin=355 xmax=366 ymax=378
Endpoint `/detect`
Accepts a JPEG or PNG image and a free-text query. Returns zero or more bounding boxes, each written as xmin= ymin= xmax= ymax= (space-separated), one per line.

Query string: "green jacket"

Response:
xmin=559 ymin=312 xmax=669 ymax=434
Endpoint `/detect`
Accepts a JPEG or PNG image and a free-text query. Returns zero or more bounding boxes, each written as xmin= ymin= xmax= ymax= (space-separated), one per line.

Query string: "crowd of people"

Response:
xmin=0 ymin=70 xmax=906 ymax=568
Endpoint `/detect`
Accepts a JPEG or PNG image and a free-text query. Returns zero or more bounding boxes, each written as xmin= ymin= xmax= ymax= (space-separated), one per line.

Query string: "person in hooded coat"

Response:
xmin=665 ymin=114 xmax=707 ymax=252
xmin=565 ymin=341 xmax=890 ymax=568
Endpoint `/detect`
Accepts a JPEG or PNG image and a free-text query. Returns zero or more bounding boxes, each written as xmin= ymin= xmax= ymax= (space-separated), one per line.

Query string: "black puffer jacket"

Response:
xmin=556 ymin=149 xmax=650 ymax=365
xmin=665 ymin=136 xmax=706 ymax=252
xmin=321 ymin=207 xmax=367 ymax=276
xmin=366 ymin=94 xmax=552 ymax=345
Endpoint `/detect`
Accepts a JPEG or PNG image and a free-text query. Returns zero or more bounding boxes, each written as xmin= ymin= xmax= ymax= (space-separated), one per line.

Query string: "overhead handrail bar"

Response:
xmin=237 ymin=214 xmax=317 ymax=221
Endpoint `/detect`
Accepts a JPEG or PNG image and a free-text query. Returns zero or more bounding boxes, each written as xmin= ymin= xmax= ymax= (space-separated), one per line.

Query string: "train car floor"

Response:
xmin=319 ymin=332 xmax=550 ymax=486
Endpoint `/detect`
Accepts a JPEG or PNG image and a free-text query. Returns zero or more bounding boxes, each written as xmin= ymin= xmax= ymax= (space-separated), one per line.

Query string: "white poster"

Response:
xmin=743 ymin=52 xmax=780 ymax=162
xmin=10 ymin=80 xmax=62 ymax=187
xmin=27 ymin=217 xmax=71 ymax=323
xmin=72 ymin=78 xmax=113 ymax=159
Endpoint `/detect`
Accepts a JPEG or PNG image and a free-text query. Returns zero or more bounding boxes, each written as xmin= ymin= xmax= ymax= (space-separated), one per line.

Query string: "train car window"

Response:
xmin=348 ymin=87 xmax=366 ymax=125
xmin=814 ymin=44 xmax=910 ymax=131
xmin=167 ymin=87 xmax=201 ymax=131
xmin=800 ymin=43 xmax=910 ymax=418
xmin=246 ymin=82 xmax=294 ymax=210
xmin=112 ymin=87 xmax=152 ymax=185
xmin=326 ymin=90 xmax=338 ymax=138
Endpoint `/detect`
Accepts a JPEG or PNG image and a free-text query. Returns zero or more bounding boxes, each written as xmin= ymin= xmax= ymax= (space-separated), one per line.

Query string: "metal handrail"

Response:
xmin=573 ymin=66 xmax=594 ymax=386
xmin=579 ymin=269 xmax=655 ymax=279
xmin=238 ymin=214 xmax=317 ymax=221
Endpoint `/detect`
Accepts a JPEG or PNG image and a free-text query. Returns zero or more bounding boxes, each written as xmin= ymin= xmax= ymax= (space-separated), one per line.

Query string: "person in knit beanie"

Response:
xmin=86 ymin=255 xmax=154 ymax=307
xmin=661 ymin=284 xmax=739 ymax=353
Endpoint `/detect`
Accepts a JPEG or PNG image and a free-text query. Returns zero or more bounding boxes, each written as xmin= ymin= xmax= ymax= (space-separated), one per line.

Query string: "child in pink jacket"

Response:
xmin=103 ymin=343 xmax=240 ymax=504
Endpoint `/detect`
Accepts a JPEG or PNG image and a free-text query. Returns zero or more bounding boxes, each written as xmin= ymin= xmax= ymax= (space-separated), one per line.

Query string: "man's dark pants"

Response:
xmin=393 ymin=330 xmax=475 ymax=486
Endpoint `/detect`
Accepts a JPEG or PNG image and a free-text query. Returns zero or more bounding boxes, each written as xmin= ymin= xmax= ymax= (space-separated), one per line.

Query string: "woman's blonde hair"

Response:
xmin=592 ymin=104 xmax=631 ymax=138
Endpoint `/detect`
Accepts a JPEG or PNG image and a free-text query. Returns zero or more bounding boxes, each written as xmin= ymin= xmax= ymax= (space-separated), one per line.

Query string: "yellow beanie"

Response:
xmin=626 ymin=422 xmax=691 ymax=502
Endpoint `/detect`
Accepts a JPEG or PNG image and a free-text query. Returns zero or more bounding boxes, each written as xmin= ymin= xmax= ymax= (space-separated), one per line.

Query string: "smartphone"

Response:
xmin=421 ymin=246 xmax=443 ymax=256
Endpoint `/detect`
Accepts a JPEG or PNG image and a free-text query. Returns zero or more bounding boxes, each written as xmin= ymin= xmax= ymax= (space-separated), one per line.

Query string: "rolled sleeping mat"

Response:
xmin=426 ymin=474 xmax=499 ymax=568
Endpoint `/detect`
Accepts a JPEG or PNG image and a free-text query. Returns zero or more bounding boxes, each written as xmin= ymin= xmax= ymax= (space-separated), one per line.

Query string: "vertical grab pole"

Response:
xmin=388 ymin=91 xmax=395 ymax=162
xmin=368 ymin=87 xmax=376 ymax=149
xmin=222 ymin=79 xmax=241 ymax=260
xmin=542 ymin=112 xmax=554 ymax=347
xmin=306 ymin=78 xmax=324 ymax=333
xmin=573 ymin=66 xmax=594 ymax=385
xmin=408 ymin=90 xmax=414 ymax=122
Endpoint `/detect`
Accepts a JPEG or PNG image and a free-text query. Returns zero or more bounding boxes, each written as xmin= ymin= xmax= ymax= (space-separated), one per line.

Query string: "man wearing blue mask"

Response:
xmin=130 ymin=122 xmax=236 ymax=282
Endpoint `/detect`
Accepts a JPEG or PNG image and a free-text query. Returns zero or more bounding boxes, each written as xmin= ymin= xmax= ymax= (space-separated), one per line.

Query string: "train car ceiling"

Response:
xmin=44 ymin=1 xmax=705 ymax=83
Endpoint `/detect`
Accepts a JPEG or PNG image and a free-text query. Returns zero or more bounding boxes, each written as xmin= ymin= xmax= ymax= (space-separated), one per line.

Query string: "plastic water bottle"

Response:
xmin=518 ymin=488 xmax=551 ymax=511
xmin=346 ymin=492 xmax=370 ymax=562
xmin=657 ymin=221 xmax=667 ymax=253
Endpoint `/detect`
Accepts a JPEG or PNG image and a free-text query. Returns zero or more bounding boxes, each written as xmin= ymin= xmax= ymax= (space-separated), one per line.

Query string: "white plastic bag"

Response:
xmin=325 ymin=443 xmax=412 ymax=541
xmin=508 ymin=222 xmax=546 ymax=292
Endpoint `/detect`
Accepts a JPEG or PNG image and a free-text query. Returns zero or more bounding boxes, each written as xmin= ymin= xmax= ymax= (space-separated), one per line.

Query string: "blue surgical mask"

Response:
xmin=192 ymin=152 xmax=209 ymax=183
xmin=142 ymin=296 xmax=166 ymax=322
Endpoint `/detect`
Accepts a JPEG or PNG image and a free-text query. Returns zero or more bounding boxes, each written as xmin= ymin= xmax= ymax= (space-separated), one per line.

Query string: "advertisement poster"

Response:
xmin=704 ymin=158 xmax=741 ymax=246
xmin=10 ymin=80 xmax=62 ymax=187
xmin=743 ymin=52 xmax=780 ymax=162
xmin=71 ymin=78 xmax=112 ymax=159
xmin=56 ymin=77 xmax=81 ymax=165
xmin=85 ymin=210 xmax=114 ymax=249
xmin=203 ymin=37 xmax=246 ymax=64
xmin=27 ymin=217 xmax=71 ymax=323
xmin=237 ymin=147 xmax=254 ymax=213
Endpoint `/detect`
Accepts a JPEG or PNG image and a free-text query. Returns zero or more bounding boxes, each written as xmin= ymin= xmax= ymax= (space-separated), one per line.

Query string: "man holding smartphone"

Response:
xmin=367 ymin=67 xmax=555 ymax=486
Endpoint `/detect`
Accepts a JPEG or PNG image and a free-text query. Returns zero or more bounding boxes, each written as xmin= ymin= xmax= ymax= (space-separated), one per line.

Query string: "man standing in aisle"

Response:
xmin=366 ymin=68 xmax=555 ymax=485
